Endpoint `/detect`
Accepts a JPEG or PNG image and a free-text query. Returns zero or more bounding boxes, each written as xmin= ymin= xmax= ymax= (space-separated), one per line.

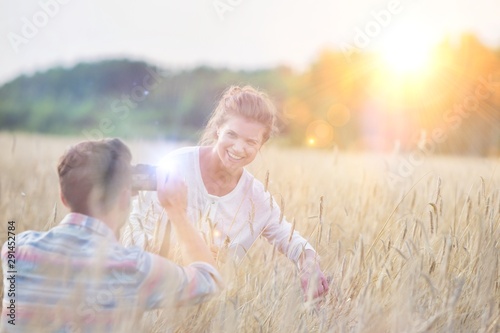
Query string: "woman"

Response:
xmin=123 ymin=85 xmax=329 ymax=299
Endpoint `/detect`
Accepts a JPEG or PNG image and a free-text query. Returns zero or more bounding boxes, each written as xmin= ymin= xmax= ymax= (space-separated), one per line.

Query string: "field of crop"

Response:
xmin=0 ymin=132 xmax=499 ymax=332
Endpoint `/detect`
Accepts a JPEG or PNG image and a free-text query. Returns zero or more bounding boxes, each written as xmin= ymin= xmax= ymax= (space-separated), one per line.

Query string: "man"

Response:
xmin=1 ymin=138 xmax=222 ymax=332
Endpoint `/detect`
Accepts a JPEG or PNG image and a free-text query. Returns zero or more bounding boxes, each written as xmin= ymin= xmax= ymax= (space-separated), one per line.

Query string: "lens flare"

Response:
xmin=306 ymin=120 xmax=334 ymax=147
xmin=157 ymin=158 xmax=177 ymax=182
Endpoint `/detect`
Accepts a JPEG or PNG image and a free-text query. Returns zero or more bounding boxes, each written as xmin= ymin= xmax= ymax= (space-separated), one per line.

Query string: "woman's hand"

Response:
xmin=299 ymin=250 xmax=329 ymax=300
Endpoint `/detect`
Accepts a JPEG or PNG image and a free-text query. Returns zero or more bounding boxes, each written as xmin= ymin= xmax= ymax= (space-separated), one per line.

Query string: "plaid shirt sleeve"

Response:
xmin=135 ymin=251 xmax=222 ymax=309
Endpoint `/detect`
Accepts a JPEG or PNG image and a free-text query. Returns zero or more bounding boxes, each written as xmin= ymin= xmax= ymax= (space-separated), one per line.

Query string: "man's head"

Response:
xmin=57 ymin=138 xmax=132 ymax=219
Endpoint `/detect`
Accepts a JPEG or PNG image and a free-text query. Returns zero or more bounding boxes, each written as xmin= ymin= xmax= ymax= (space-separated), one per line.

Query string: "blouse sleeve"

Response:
xmin=259 ymin=189 xmax=316 ymax=263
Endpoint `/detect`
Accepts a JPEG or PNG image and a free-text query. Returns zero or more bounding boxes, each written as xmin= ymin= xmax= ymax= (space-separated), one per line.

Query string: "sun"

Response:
xmin=376 ymin=23 xmax=436 ymax=76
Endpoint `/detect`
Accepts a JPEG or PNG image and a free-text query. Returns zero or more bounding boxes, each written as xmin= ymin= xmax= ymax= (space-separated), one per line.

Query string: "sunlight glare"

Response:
xmin=377 ymin=24 xmax=435 ymax=75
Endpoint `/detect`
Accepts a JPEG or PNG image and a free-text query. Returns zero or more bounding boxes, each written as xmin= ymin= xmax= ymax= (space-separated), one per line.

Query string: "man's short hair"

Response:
xmin=57 ymin=138 xmax=132 ymax=215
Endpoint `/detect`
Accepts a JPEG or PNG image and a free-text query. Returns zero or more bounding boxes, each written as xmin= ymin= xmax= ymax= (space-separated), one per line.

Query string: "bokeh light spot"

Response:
xmin=306 ymin=120 xmax=334 ymax=147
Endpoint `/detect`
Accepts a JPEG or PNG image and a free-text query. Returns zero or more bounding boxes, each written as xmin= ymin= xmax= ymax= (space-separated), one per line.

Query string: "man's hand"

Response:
xmin=299 ymin=250 xmax=329 ymax=300
xmin=156 ymin=169 xmax=187 ymax=216
xmin=155 ymin=166 xmax=224 ymax=297
xmin=156 ymin=169 xmax=219 ymax=270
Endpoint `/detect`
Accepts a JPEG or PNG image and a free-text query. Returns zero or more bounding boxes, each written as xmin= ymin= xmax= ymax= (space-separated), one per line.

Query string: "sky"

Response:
xmin=1 ymin=0 xmax=499 ymax=85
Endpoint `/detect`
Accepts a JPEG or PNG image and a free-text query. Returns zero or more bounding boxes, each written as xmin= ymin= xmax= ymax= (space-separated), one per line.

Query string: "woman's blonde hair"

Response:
xmin=199 ymin=85 xmax=279 ymax=146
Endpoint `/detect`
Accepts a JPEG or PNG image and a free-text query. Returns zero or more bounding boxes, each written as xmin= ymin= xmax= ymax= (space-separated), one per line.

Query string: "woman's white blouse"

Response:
xmin=122 ymin=146 xmax=315 ymax=263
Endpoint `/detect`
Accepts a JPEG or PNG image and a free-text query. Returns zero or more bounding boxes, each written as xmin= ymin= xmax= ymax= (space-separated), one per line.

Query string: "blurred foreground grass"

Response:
xmin=0 ymin=132 xmax=498 ymax=332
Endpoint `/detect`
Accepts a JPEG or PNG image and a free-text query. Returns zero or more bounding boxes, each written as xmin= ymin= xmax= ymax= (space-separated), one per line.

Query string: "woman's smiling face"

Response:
xmin=214 ymin=115 xmax=267 ymax=173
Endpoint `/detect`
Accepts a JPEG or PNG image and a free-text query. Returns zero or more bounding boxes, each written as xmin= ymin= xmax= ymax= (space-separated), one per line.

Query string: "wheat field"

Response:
xmin=0 ymin=132 xmax=499 ymax=333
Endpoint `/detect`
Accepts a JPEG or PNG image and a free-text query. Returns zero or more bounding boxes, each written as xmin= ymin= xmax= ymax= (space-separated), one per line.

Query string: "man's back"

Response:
xmin=1 ymin=213 xmax=221 ymax=333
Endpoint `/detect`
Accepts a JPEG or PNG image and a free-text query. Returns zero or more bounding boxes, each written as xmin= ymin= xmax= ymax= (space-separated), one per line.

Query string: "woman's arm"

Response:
xmin=260 ymin=192 xmax=329 ymax=299
xmin=260 ymin=192 xmax=316 ymax=262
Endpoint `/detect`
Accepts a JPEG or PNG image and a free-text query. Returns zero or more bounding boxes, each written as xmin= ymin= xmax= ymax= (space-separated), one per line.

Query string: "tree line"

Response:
xmin=1 ymin=34 xmax=499 ymax=155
